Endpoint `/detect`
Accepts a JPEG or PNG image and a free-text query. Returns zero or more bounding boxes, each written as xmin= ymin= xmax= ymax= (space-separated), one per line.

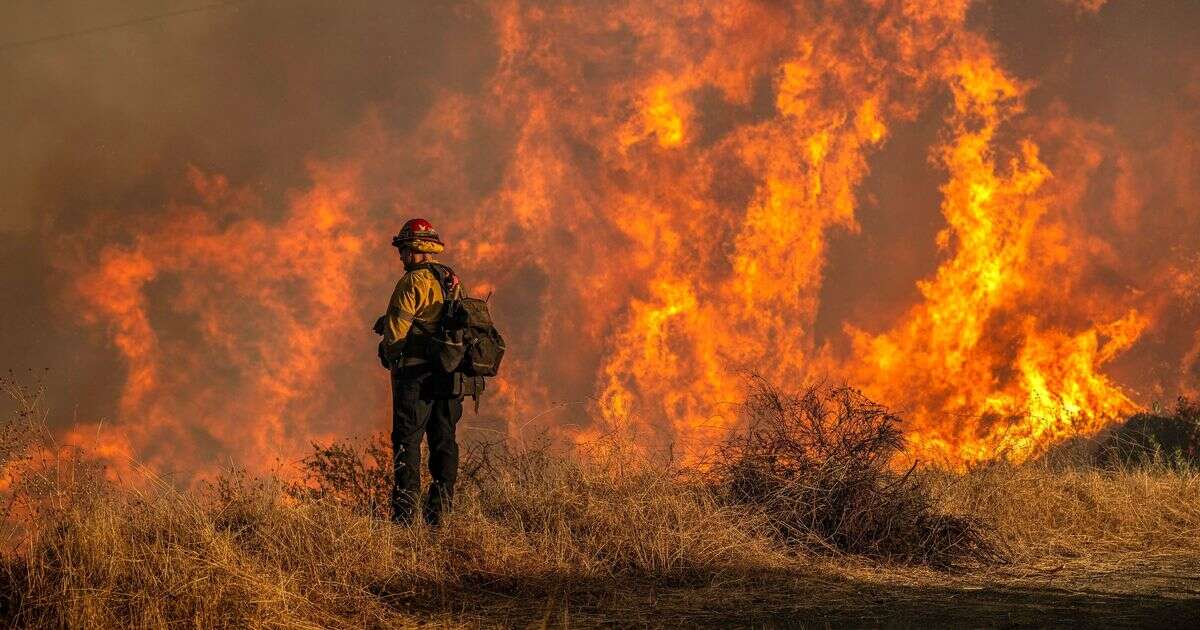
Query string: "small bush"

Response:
xmin=1099 ymin=397 xmax=1200 ymax=469
xmin=710 ymin=380 xmax=1005 ymax=567
xmin=286 ymin=434 xmax=393 ymax=518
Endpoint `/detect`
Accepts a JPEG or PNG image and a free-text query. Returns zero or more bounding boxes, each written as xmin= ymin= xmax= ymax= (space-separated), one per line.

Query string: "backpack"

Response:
xmin=410 ymin=263 xmax=506 ymax=379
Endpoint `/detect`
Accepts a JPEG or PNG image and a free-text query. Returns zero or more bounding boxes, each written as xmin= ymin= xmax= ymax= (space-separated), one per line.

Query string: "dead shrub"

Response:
xmin=286 ymin=434 xmax=393 ymax=518
xmin=1099 ymin=397 xmax=1200 ymax=469
xmin=710 ymin=380 xmax=1005 ymax=567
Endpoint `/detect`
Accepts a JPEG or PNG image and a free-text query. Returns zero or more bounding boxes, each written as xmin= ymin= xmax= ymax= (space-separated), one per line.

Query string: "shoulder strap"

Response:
xmin=410 ymin=262 xmax=460 ymax=301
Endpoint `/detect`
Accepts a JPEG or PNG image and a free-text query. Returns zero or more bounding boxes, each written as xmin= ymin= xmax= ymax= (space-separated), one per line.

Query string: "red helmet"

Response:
xmin=391 ymin=218 xmax=444 ymax=248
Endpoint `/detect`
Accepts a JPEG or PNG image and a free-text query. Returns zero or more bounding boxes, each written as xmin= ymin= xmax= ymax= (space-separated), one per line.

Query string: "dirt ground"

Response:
xmin=442 ymin=556 xmax=1200 ymax=628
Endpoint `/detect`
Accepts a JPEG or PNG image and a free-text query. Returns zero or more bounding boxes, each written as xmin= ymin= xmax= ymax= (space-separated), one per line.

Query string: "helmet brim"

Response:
xmin=392 ymin=236 xmax=445 ymax=247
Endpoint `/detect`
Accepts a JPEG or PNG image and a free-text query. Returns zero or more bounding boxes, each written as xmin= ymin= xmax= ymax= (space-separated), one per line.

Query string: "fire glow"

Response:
xmin=56 ymin=1 xmax=1199 ymax=479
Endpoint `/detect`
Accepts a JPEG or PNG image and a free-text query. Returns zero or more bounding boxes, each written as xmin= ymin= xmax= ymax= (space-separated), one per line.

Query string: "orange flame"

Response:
xmin=55 ymin=1 xmax=1198 ymax=480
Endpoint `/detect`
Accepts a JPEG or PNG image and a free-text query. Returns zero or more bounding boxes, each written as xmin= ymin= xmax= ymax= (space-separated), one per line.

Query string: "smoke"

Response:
xmin=981 ymin=0 xmax=1200 ymax=400
xmin=1 ymin=1 xmax=497 ymax=441
xmin=1 ymin=1 xmax=1197 ymax=479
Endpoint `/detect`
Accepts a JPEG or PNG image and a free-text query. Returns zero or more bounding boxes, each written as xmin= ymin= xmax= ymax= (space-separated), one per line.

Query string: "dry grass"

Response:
xmin=3 ymin=440 xmax=797 ymax=627
xmin=936 ymin=460 xmax=1200 ymax=566
xmin=2 ymin=375 xmax=1199 ymax=627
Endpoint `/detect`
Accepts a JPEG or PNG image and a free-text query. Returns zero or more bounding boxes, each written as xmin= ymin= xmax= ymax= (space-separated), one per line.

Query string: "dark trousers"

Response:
xmin=390 ymin=365 xmax=463 ymax=525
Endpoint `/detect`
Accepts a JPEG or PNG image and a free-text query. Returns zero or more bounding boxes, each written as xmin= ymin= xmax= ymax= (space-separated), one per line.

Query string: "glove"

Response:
xmin=378 ymin=340 xmax=391 ymax=370
xmin=372 ymin=315 xmax=388 ymax=335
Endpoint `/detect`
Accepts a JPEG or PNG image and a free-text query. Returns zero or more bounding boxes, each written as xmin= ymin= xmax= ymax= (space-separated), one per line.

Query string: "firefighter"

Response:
xmin=374 ymin=218 xmax=463 ymax=526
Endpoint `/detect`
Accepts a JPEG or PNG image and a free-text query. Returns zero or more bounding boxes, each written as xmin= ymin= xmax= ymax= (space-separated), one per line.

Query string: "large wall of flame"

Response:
xmin=1 ymin=0 xmax=1197 ymax=479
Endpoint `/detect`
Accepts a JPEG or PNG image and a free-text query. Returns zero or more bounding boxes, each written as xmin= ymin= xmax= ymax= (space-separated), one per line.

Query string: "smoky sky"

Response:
xmin=1 ymin=0 xmax=497 ymax=424
xmin=1 ymin=0 xmax=1198 ymax=439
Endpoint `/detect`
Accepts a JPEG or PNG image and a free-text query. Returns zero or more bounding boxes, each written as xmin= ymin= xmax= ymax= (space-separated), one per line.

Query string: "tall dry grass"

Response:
xmin=936 ymin=461 xmax=1200 ymax=567
xmin=2 ymin=373 xmax=1198 ymax=626
xmin=3 ymin=439 xmax=796 ymax=627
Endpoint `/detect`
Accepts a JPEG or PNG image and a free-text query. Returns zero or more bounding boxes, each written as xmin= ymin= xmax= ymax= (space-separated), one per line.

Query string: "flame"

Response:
xmin=54 ymin=1 xmax=1199 ymax=480
xmin=846 ymin=53 xmax=1148 ymax=463
xmin=61 ymin=164 xmax=367 ymax=479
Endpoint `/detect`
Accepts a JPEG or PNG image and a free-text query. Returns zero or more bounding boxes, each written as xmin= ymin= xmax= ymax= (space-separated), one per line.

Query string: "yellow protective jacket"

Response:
xmin=379 ymin=266 xmax=448 ymax=367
